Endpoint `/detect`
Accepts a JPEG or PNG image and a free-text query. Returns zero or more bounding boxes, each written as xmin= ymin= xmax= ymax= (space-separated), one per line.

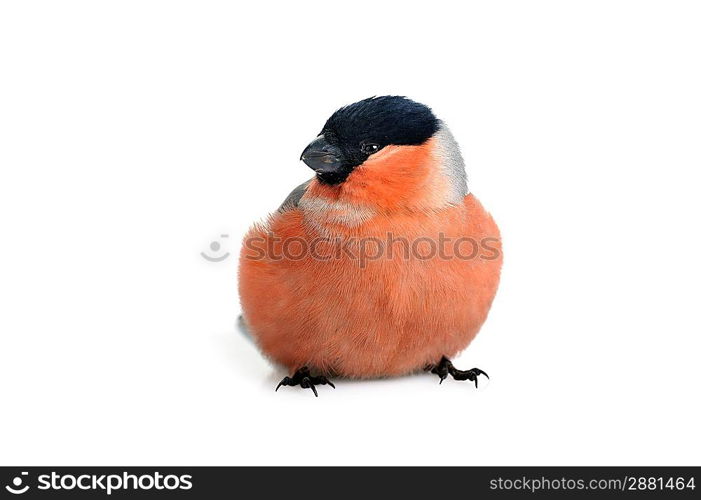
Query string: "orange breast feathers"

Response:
xmin=238 ymin=139 xmax=502 ymax=378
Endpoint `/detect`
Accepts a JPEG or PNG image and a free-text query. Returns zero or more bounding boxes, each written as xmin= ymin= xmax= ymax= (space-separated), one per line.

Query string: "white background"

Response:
xmin=1 ymin=1 xmax=700 ymax=466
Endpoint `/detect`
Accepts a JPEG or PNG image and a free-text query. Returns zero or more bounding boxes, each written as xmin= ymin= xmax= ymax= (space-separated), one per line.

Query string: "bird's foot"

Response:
xmin=275 ymin=366 xmax=335 ymax=397
xmin=425 ymin=356 xmax=489 ymax=388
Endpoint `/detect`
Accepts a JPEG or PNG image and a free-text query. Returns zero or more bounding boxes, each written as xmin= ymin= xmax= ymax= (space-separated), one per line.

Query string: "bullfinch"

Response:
xmin=238 ymin=96 xmax=502 ymax=396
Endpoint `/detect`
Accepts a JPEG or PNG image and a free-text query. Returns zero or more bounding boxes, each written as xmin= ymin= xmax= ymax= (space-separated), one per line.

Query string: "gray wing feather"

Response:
xmin=278 ymin=179 xmax=312 ymax=212
xmin=237 ymin=314 xmax=253 ymax=343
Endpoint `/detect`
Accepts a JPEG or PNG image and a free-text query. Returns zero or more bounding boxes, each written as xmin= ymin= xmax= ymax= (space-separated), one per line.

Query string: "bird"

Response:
xmin=238 ymin=96 xmax=502 ymax=396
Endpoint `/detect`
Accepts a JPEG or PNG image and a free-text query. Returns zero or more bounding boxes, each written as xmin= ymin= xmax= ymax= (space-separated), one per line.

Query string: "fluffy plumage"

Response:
xmin=238 ymin=97 xmax=502 ymax=378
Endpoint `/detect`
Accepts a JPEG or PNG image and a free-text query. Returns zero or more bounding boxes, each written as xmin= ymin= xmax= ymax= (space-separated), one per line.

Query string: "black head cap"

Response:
xmin=301 ymin=96 xmax=439 ymax=185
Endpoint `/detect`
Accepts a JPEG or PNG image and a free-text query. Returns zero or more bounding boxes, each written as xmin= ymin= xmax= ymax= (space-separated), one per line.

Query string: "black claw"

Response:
xmin=275 ymin=376 xmax=291 ymax=392
xmin=428 ymin=356 xmax=489 ymax=388
xmin=275 ymin=367 xmax=334 ymax=397
xmin=430 ymin=361 xmax=450 ymax=385
xmin=305 ymin=378 xmax=319 ymax=397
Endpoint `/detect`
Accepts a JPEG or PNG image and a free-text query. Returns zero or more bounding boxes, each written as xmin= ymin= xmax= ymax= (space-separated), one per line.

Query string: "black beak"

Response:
xmin=300 ymin=135 xmax=345 ymax=175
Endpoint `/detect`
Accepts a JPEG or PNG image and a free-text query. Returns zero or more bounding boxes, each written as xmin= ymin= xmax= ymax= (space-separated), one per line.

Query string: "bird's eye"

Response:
xmin=361 ymin=142 xmax=380 ymax=155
